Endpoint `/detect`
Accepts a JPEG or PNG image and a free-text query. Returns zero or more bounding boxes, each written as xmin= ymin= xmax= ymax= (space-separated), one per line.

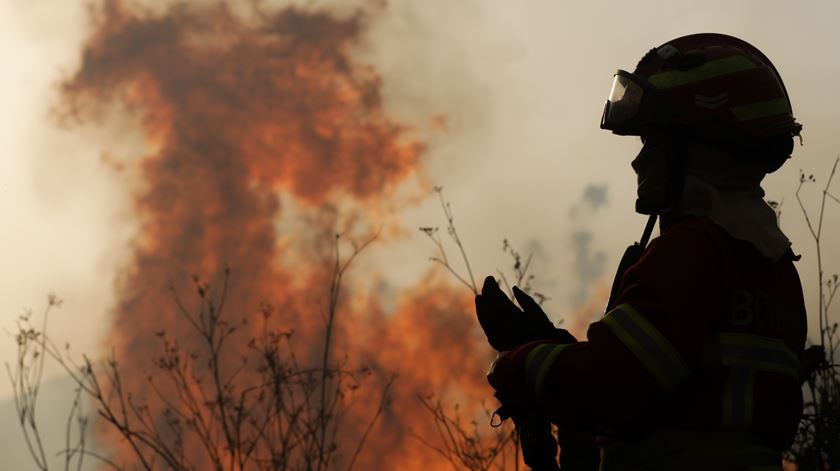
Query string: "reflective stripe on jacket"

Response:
xmin=599 ymin=429 xmax=782 ymax=471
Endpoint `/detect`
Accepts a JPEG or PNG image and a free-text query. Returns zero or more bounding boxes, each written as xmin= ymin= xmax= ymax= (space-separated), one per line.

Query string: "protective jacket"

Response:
xmin=496 ymin=215 xmax=806 ymax=469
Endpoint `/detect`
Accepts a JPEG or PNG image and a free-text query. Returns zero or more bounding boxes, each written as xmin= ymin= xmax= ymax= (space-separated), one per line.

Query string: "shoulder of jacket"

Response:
xmin=650 ymin=216 xmax=730 ymax=256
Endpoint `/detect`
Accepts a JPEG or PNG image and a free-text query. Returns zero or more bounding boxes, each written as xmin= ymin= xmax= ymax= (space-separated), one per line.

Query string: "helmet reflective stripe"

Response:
xmin=648 ymin=55 xmax=756 ymax=89
xmin=722 ymin=366 xmax=756 ymax=431
xmin=524 ymin=343 xmax=571 ymax=398
xmin=602 ymin=304 xmax=689 ymax=391
xmin=706 ymin=333 xmax=801 ymax=378
xmin=730 ymin=98 xmax=793 ymax=122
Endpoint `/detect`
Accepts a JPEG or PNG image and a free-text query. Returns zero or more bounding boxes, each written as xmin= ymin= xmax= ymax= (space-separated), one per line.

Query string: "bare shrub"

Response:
xmin=786 ymin=156 xmax=840 ymax=470
xmin=7 ymin=235 xmax=392 ymax=471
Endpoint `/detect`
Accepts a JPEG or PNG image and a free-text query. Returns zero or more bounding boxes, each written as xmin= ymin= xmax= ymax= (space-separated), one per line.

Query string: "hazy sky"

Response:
xmin=2 ymin=0 xmax=839 ymax=412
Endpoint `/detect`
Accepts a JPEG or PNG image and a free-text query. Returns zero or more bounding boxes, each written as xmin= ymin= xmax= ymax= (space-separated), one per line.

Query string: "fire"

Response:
xmin=60 ymin=0 xmax=498 ymax=469
xmin=567 ymin=281 xmax=611 ymax=341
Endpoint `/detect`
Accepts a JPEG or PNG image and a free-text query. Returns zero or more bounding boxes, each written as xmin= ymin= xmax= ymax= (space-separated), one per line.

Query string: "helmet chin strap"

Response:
xmin=638 ymin=213 xmax=658 ymax=248
xmin=607 ymin=136 xmax=689 ymax=312
xmin=605 ymin=213 xmax=657 ymax=312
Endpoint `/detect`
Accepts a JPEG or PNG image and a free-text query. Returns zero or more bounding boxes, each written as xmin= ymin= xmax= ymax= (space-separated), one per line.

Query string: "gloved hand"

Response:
xmin=487 ymin=344 xmax=564 ymax=471
xmin=475 ymin=276 xmax=575 ymax=351
xmin=516 ymin=410 xmax=562 ymax=471
xmin=486 ymin=346 xmax=535 ymax=408
xmin=557 ymin=430 xmax=600 ymax=470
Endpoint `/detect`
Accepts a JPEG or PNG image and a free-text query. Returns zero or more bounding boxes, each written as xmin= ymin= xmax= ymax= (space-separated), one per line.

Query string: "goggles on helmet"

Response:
xmin=600 ymin=70 xmax=665 ymax=136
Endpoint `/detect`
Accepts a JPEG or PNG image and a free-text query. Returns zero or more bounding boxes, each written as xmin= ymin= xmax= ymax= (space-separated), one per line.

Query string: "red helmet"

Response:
xmin=600 ymin=33 xmax=802 ymax=142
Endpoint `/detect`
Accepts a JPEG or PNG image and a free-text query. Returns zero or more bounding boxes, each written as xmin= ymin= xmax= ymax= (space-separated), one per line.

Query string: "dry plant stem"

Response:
xmin=790 ymin=155 xmax=840 ymax=470
xmin=422 ymin=187 xmax=479 ymax=295
xmin=5 ymin=297 xmax=58 ymax=471
xmin=62 ymin=450 xmax=121 ymax=471
xmin=10 ymin=231 xmax=391 ymax=471
xmin=496 ymin=271 xmax=513 ymax=299
xmin=317 ymin=230 xmax=380 ymax=471
xmin=428 ymin=233 xmax=478 ymax=295
xmin=795 ymin=156 xmax=840 ymax=351
xmin=201 ymin=273 xmax=238 ymax=469
xmin=344 ymin=374 xmax=395 ymax=471
xmin=19 ymin=326 xmax=185 ymax=470
xmin=419 ymin=190 xmax=552 ymax=470
xmin=63 ymin=387 xmax=88 ymax=471
xmin=437 ymin=189 xmax=478 ymax=293
xmin=412 ymin=396 xmax=516 ymax=471
xmin=518 ymin=254 xmax=533 ymax=287
xmin=498 ymin=240 xmax=539 ymax=302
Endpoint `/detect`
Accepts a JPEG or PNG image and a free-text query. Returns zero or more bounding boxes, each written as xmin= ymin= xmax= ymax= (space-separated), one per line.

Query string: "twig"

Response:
xmin=318 ymin=229 xmax=380 ymax=471
xmin=790 ymin=155 xmax=840 ymax=470
xmin=345 ymin=375 xmax=395 ymax=471
xmin=420 ymin=187 xmax=479 ymax=295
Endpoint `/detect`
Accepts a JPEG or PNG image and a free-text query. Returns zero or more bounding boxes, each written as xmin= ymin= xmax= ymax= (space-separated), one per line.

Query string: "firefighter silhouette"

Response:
xmin=476 ymin=33 xmax=808 ymax=471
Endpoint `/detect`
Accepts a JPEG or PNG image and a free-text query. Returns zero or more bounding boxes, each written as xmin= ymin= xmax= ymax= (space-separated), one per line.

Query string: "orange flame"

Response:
xmin=61 ymin=1 xmax=497 ymax=469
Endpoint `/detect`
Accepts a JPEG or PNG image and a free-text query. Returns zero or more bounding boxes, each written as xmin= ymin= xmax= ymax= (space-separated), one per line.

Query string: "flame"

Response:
xmin=567 ymin=281 xmax=610 ymax=341
xmin=347 ymin=273 xmax=497 ymax=469
xmin=61 ymin=1 xmax=500 ymax=469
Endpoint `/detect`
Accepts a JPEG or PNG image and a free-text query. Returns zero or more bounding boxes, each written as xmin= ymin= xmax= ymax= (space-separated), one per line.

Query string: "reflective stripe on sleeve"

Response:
xmin=647 ymin=55 xmax=756 ymax=89
xmin=524 ymin=343 xmax=571 ymax=398
xmin=601 ymin=303 xmax=689 ymax=391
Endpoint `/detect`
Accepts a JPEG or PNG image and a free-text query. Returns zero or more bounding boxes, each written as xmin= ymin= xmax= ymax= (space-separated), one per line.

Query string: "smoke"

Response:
xmin=581 ymin=184 xmax=608 ymax=211
xmin=567 ymin=184 xmax=610 ymax=333
xmin=58 ymin=0 xmax=492 ymax=468
xmin=569 ymin=183 xmax=609 ymax=220
xmin=569 ymin=230 xmax=606 ymax=305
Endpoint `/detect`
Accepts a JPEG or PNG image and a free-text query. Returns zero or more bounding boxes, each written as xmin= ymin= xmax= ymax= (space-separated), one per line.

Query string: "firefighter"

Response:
xmin=476 ymin=33 xmax=807 ymax=470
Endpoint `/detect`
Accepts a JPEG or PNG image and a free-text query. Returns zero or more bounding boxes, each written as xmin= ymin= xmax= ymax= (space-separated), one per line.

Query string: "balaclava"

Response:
xmin=677 ymin=141 xmax=790 ymax=260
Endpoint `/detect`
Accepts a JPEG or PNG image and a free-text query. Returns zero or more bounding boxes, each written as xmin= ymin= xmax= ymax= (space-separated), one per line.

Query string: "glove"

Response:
xmin=488 ymin=347 xmax=562 ymax=471
xmin=489 ymin=345 xmax=599 ymax=471
xmin=475 ymin=276 xmax=575 ymax=351
xmin=516 ymin=410 xmax=562 ymax=471
xmin=557 ymin=430 xmax=600 ymax=470
xmin=487 ymin=340 xmax=559 ymax=407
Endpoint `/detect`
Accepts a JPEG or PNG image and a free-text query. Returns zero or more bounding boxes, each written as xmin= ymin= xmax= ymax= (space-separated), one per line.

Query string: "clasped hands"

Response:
xmin=475 ymin=276 xmax=575 ymax=402
xmin=476 ymin=276 xmax=600 ymax=469
xmin=475 ymin=275 xmax=575 ymax=352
